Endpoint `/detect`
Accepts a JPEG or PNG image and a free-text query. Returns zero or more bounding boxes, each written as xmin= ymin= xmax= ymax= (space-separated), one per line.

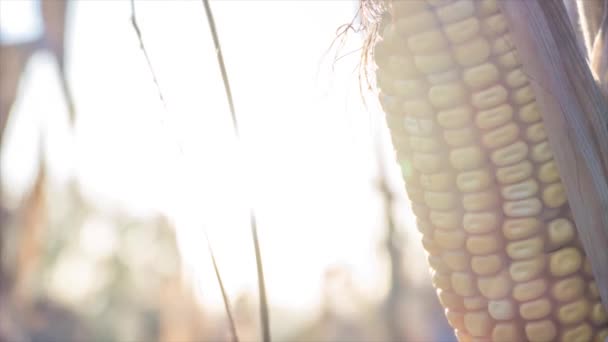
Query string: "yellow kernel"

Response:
xmin=512 ymin=85 xmax=535 ymax=105
xmin=403 ymin=117 xmax=435 ymax=136
xmin=557 ymin=298 xmax=590 ymax=325
xmin=395 ymin=10 xmax=436 ymax=35
xmin=505 ymin=68 xmax=528 ymax=88
xmin=491 ymin=34 xmax=513 ymax=55
xmin=426 ymin=69 xmax=460 ymax=85
xmin=464 ymin=296 xmax=487 ymax=310
xmin=429 ymin=82 xmax=468 ymax=109
xmin=477 ymin=0 xmax=499 ymax=16
xmin=549 ymin=247 xmax=583 ymax=277
xmin=415 ymin=52 xmax=455 ymax=74
xmin=492 ymin=322 xmax=521 ymax=342
xmin=503 ymin=197 xmax=542 ymax=217
xmin=411 ymin=202 xmax=429 ymax=217
xmin=424 ymin=191 xmax=457 ymax=210
xmin=420 ymin=172 xmax=453 ymax=191
xmin=477 ymin=271 xmax=512 ymax=299
xmin=450 ymin=146 xmax=485 ymax=170
xmin=547 ymin=218 xmax=575 ymax=248
xmin=403 ymin=99 xmax=434 ymax=117
xmin=455 ymin=330 xmax=472 ymax=342
xmin=519 ymin=297 xmax=552 ymax=320
xmin=436 ymin=0 xmax=475 ymax=24
xmin=496 ymin=160 xmax=533 ymax=185
xmin=475 ymin=104 xmax=513 ymax=129
xmin=538 ymin=160 xmax=560 ymax=183
xmin=464 ymin=310 xmax=493 ymax=337
xmin=438 ymin=289 xmax=463 ymax=309
xmin=463 ymin=191 xmax=499 ymax=211
xmin=506 ymin=235 xmax=544 ymax=260
xmin=393 ymin=79 xmax=426 ymax=99
xmin=417 ymin=219 xmax=434 ymax=235
xmin=561 ymin=323 xmax=592 ymax=342
xmin=443 ymin=250 xmax=470 ymax=271
xmin=463 ymin=62 xmax=499 ymax=90
xmin=392 ymin=1 xmax=429 ymax=17
xmin=408 ymin=29 xmax=449 ymax=53
xmin=412 ymin=153 xmax=443 ymax=173
xmin=518 ymin=102 xmax=541 ymax=123
xmin=387 ymin=54 xmax=419 ymax=79
xmin=509 ymin=255 xmax=545 ymax=282
xmin=466 ymin=234 xmax=500 ymax=255
xmin=592 ymin=302 xmax=608 ymax=325
xmin=491 ymin=141 xmax=528 ymax=167
xmin=502 ymin=217 xmax=540 ymax=240
xmin=444 ymin=17 xmax=480 ymax=43
xmin=488 ymin=299 xmax=516 ymax=320
xmin=463 ymin=212 xmax=499 ymax=234
xmin=501 ymin=179 xmax=539 ymax=200
xmin=443 ymin=127 xmax=476 ymax=147
xmin=498 ymin=50 xmax=521 ymax=69
xmin=456 ymin=168 xmax=492 ymax=193
xmin=471 ymin=254 xmax=503 ymax=275
xmin=452 ymin=272 xmax=477 ymax=296
xmin=430 ymin=210 xmax=461 ymax=230
xmin=525 ymin=320 xmax=557 ymax=342
xmin=526 ymin=122 xmax=546 ymax=143
xmin=472 ymin=84 xmax=508 ymax=109
xmin=513 ymin=278 xmax=547 ymax=302
xmin=482 ymin=122 xmax=519 ymax=149
xmin=454 ymin=37 xmax=491 ymax=67
xmin=542 ymin=182 xmax=567 ymax=208
xmin=434 ymin=229 xmax=466 ymax=249
xmin=437 ymin=106 xmax=473 ymax=128
xmin=428 ymin=254 xmax=451 ymax=273
xmin=409 ymin=136 xmax=441 ymax=153
xmin=446 ymin=310 xmax=466 ymax=331
xmin=422 ymin=236 xmax=440 ymax=255
xmin=482 ymin=13 xmax=507 ymax=36
xmin=432 ymin=270 xmax=452 ymax=290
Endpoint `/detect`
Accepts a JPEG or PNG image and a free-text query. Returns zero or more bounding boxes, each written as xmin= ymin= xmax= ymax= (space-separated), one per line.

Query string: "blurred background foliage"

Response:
xmin=0 ymin=1 xmax=454 ymax=341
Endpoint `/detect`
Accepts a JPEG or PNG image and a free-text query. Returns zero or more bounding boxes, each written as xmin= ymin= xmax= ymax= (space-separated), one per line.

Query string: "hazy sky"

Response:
xmin=1 ymin=0 xmax=427 ymax=323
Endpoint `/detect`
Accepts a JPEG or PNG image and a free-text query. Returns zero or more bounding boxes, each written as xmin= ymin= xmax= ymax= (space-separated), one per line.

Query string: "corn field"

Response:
xmin=1 ymin=1 xmax=608 ymax=342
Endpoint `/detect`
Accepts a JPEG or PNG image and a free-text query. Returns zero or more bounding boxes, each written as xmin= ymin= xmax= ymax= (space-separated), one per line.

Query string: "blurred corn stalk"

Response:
xmin=362 ymin=0 xmax=608 ymax=340
xmin=0 ymin=0 xmax=73 ymax=288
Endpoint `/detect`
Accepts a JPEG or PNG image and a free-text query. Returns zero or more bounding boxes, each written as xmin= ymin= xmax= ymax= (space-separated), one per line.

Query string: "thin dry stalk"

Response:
xmin=40 ymin=0 xmax=75 ymax=124
xmin=376 ymin=159 xmax=404 ymax=342
xmin=130 ymin=0 xmax=167 ymax=107
xmin=200 ymin=1 xmax=270 ymax=341
xmin=577 ymin=0 xmax=605 ymax=57
xmin=590 ymin=0 xmax=608 ymax=97
xmin=205 ymin=233 xmax=240 ymax=342
xmin=129 ymin=2 xmax=239 ymax=341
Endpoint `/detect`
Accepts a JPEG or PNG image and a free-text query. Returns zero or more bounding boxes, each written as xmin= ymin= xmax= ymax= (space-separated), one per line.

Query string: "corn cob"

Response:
xmin=373 ymin=1 xmax=608 ymax=341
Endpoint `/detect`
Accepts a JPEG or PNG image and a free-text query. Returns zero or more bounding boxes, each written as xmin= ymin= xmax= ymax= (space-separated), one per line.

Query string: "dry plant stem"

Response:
xmin=40 ymin=0 xmax=75 ymax=124
xmin=201 ymin=1 xmax=270 ymax=341
xmin=378 ymin=170 xmax=404 ymax=342
xmin=563 ymin=0 xmax=588 ymax=58
xmin=500 ymin=0 xmax=608 ymax=311
xmin=576 ymin=0 xmax=605 ymax=58
xmin=129 ymin=1 xmax=239 ymax=340
xmin=591 ymin=0 xmax=608 ymax=97
xmin=205 ymin=233 xmax=240 ymax=342
xmin=129 ymin=0 xmax=167 ymax=107
xmin=372 ymin=124 xmax=404 ymax=342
